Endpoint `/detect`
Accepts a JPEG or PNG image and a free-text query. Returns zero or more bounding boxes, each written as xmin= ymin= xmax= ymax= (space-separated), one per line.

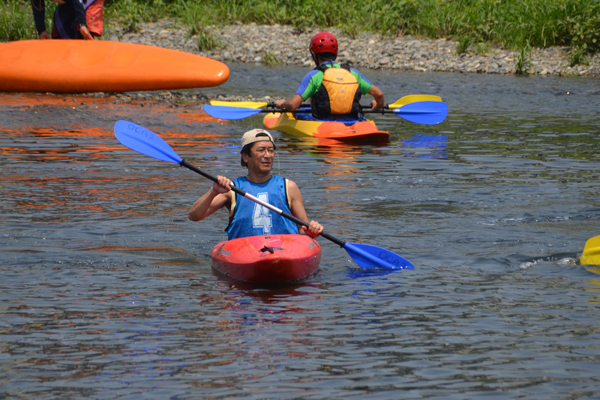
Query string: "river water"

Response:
xmin=1 ymin=64 xmax=600 ymax=399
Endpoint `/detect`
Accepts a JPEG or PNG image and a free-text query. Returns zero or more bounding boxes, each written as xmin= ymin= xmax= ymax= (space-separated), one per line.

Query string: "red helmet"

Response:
xmin=309 ymin=32 xmax=338 ymax=56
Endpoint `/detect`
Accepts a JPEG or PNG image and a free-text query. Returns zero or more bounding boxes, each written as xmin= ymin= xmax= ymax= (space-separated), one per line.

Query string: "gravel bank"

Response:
xmin=83 ymin=19 xmax=598 ymax=104
xmin=106 ymin=19 xmax=600 ymax=78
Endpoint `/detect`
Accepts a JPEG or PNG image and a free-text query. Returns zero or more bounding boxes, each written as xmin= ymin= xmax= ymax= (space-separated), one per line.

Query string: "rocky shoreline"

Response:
xmin=84 ymin=19 xmax=599 ymax=105
xmin=105 ymin=19 xmax=600 ymax=78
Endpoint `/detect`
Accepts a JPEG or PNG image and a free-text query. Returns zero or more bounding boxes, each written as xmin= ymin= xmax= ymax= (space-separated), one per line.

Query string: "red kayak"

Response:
xmin=211 ymin=234 xmax=321 ymax=283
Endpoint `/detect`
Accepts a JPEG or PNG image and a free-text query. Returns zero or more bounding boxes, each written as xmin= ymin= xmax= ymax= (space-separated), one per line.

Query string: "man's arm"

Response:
xmin=31 ymin=0 xmax=48 ymax=37
xmin=189 ymin=176 xmax=232 ymax=221
xmin=69 ymin=0 xmax=94 ymax=39
xmin=275 ymin=71 xmax=318 ymax=112
xmin=275 ymin=94 xmax=305 ymax=112
xmin=79 ymin=25 xmax=93 ymax=40
xmin=368 ymin=84 xmax=385 ymax=110
xmin=287 ymin=180 xmax=323 ymax=237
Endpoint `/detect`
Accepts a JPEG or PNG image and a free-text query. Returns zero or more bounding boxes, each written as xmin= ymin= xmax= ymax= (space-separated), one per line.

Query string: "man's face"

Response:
xmin=244 ymin=141 xmax=275 ymax=172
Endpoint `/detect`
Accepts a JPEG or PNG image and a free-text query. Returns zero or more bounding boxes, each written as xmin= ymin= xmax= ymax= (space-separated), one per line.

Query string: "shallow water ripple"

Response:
xmin=1 ymin=68 xmax=600 ymax=398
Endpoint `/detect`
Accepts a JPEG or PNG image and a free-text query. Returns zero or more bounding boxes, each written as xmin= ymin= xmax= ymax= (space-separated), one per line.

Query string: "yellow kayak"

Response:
xmin=263 ymin=112 xmax=391 ymax=144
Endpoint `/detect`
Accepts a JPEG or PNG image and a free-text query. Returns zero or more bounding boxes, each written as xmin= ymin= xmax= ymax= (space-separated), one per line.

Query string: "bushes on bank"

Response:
xmin=3 ymin=0 xmax=600 ymax=62
xmin=106 ymin=0 xmax=600 ymax=59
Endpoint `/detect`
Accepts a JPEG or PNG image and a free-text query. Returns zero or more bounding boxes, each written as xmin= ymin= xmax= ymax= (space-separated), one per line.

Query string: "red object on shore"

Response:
xmin=211 ymin=234 xmax=321 ymax=284
xmin=0 ymin=40 xmax=229 ymax=93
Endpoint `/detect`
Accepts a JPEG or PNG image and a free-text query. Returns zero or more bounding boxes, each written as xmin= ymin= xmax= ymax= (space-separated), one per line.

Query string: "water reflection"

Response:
xmin=210 ymin=270 xmax=324 ymax=300
xmin=584 ymin=278 xmax=600 ymax=304
xmin=346 ymin=268 xmax=395 ymax=280
xmin=400 ymin=134 xmax=448 ymax=158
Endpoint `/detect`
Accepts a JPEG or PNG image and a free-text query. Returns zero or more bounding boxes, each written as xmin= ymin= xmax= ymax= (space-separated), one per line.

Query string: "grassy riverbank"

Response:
xmin=2 ymin=0 xmax=600 ymax=59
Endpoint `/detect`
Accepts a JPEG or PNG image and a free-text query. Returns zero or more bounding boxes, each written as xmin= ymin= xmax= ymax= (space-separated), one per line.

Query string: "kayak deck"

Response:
xmin=211 ymin=234 xmax=321 ymax=284
xmin=263 ymin=112 xmax=391 ymax=144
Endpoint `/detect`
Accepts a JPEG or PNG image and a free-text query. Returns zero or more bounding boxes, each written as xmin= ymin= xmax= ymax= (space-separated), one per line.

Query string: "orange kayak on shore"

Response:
xmin=0 ymin=40 xmax=229 ymax=93
xmin=263 ymin=111 xmax=391 ymax=144
xmin=211 ymin=234 xmax=321 ymax=284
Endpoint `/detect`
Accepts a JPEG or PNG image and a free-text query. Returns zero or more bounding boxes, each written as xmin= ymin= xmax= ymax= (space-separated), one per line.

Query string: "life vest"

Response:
xmin=84 ymin=0 xmax=104 ymax=37
xmin=312 ymin=62 xmax=362 ymax=120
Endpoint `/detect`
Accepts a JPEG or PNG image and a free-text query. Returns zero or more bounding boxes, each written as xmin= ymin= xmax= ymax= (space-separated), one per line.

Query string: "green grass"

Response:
xmin=570 ymin=47 xmax=588 ymax=67
xmin=514 ymin=46 xmax=533 ymax=75
xmin=104 ymin=0 xmax=167 ymax=32
xmin=196 ymin=27 xmax=222 ymax=51
xmin=0 ymin=0 xmax=42 ymax=41
xmin=262 ymin=51 xmax=281 ymax=67
xmin=4 ymin=0 xmax=600 ymax=59
xmin=106 ymin=0 xmax=600 ymax=56
xmin=456 ymin=35 xmax=473 ymax=55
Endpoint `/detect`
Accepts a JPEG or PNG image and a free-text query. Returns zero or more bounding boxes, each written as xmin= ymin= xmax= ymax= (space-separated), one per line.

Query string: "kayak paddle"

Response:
xmin=387 ymin=94 xmax=442 ymax=109
xmin=113 ymin=120 xmax=414 ymax=271
xmin=365 ymin=101 xmax=448 ymax=125
xmin=209 ymin=100 xmax=270 ymax=109
xmin=209 ymin=94 xmax=442 ymax=110
xmin=204 ymin=100 xmax=448 ymax=125
xmin=581 ymin=235 xmax=600 ymax=265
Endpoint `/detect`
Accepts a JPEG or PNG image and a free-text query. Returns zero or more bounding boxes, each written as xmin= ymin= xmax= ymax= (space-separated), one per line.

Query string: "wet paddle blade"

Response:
xmin=395 ymin=101 xmax=448 ymax=125
xmin=204 ymin=105 xmax=262 ymax=120
xmin=388 ymin=95 xmax=442 ymax=109
xmin=210 ymin=100 xmax=268 ymax=108
xmin=114 ymin=120 xmax=182 ymax=164
xmin=581 ymin=235 xmax=600 ymax=265
xmin=344 ymin=242 xmax=414 ymax=270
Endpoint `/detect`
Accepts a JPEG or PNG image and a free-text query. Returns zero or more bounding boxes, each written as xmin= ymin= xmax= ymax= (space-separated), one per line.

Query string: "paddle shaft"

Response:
xmin=271 ymin=104 xmax=408 ymax=111
xmin=211 ymin=95 xmax=441 ymax=110
xmin=268 ymin=98 xmax=440 ymax=110
xmin=179 ymin=159 xmax=346 ymax=247
xmin=261 ymin=107 xmax=424 ymax=115
xmin=205 ymin=100 xmax=447 ymax=124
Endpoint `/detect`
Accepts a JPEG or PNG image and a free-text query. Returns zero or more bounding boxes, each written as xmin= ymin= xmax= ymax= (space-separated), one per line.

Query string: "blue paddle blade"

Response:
xmin=114 ymin=120 xmax=182 ymax=164
xmin=204 ymin=105 xmax=263 ymax=120
xmin=344 ymin=242 xmax=414 ymax=270
xmin=395 ymin=101 xmax=448 ymax=125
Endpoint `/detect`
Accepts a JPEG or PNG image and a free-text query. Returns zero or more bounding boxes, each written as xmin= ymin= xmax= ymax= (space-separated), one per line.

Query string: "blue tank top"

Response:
xmin=226 ymin=175 xmax=300 ymax=240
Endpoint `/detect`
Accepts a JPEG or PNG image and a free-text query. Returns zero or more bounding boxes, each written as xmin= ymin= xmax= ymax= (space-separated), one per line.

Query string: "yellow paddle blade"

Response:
xmin=388 ymin=95 xmax=442 ymax=109
xmin=209 ymin=100 xmax=268 ymax=108
xmin=581 ymin=235 xmax=600 ymax=266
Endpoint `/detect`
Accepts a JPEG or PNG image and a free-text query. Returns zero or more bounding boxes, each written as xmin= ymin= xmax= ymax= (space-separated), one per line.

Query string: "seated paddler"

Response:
xmin=189 ymin=129 xmax=323 ymax=240
xmin=275 ymin=31 xmax=385 ymax=120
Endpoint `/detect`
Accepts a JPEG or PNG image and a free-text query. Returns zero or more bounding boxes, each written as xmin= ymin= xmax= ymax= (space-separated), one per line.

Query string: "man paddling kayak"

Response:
xmin=189 ymin=129 xmax=323 ymax=240
xmin=275 ymin=31 xmax=385 ymax=119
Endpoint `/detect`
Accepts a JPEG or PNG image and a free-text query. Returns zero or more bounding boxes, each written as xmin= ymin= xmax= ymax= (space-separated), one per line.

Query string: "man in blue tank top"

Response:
xmin=189 ymin=129 xmax=323 ymax=240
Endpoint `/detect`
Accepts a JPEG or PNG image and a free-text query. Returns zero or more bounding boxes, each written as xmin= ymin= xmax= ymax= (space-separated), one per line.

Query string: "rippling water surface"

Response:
xmin=1 ymin=65 xmax=600 ymax=399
